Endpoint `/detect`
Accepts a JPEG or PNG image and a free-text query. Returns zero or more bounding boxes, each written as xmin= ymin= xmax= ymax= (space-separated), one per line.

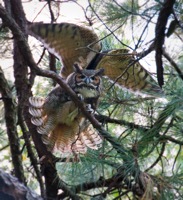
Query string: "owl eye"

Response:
xmin=76 ymin=74 xmax=85 ymax=79
xmin=91 ymin=76 xmax=96 ymax=81
xmin=76 ymin=74 xmax=86 ymax=83
xmin=91 ymin=76 xmax=100 ymax=83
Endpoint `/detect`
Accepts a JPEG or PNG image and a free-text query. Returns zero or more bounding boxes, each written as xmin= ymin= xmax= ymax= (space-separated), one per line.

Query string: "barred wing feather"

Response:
xmin=95 ymin=49 xmax=164 ymax=97
xmin=28 ymin=22 xmax=101 ymax=78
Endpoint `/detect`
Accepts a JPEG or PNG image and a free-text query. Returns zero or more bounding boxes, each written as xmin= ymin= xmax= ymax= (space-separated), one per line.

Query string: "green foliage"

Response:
xmin=0 ymin=27 xmax=12 ymax=58
xmin=1 ymin=0 xmax=183 ymax=199
xmin=101 ymin=0 xmax=139 ymax=22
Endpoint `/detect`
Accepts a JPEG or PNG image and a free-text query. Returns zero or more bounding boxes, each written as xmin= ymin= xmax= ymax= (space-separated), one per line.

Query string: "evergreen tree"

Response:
xmin=0 ymin=0 xmax=183 ymax=199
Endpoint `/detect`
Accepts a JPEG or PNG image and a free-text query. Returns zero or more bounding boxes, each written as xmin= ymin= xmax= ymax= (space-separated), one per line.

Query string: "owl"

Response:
xmin=29 ymin=64 xmax=104 ymax=156
xmin=28 ymin=22 xmax=163 ymax=156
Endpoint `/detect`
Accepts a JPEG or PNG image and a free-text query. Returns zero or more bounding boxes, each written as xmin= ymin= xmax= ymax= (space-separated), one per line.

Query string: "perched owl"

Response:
xmin=28 ymin=22 xmax=164 ymax=156
xmin=28 ymin=22 xmax=163 ymax=96
xmin=29 ymin=64 xmax=104 ymax=156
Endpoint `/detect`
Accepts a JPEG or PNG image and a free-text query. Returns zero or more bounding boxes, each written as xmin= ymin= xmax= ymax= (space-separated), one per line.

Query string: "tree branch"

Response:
xmin=0 ymin=66 xmax=26 ymax=183
xmin=96 ymin=114 xmax=148 ymax=131
xmin=162 ymin=49 xmax=183 ymax=81
xmin=155 ymin=0 xmax=175 ymax=87
xmin=0 ymin=169 xmax=43 ymax=200
xmin=18 ymin=113 xmax=46 ymax=197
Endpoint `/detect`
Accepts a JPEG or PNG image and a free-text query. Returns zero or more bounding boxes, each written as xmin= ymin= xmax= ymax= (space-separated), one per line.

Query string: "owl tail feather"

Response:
xmin=29 ymin=97 xmax=45 ymax=108
xmin=29 ymin=97 xmax=103 ymax=157
xmin=80 ymin=124 xmax=102 ymax=150
xmin=41 ymin=124 xmax=88 ymax=155
xmin=29 ymin=97 xmax=44 ymax=124
xmin=41 ymin=123 xmax=102 ymax=156
xmin=29 ymin=97 xmax=58 ymax=136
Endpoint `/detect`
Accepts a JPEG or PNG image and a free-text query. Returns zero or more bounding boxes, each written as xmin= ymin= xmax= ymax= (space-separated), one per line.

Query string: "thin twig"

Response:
xmin=162 ymin=49 xmax=183 ymax=81
xmin=88 ymin=0 xmax=132 ymax=50
xmin=145 ymin=142 xmax=166 ymax=172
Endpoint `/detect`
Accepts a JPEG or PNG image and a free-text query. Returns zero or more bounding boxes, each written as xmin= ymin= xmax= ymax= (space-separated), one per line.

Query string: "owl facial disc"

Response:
xmin=66 ymin=63 xmax=104 ymax=99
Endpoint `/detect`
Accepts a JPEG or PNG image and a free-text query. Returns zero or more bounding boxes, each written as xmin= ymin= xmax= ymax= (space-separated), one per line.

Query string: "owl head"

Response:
xmin=66 ymin=64 xmax=104 ymax=99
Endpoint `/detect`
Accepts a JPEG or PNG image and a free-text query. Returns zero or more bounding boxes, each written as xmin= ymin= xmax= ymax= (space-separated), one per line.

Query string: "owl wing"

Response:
xmin=28 ymin=22 xmax=101 ymax=78
xmin=93 ymin=49 xmax=163 ymax=97
xmin=28 ymin=88 xmax=64 ymax=136
xmin=28 ymin=22 xmax=163 ymax=96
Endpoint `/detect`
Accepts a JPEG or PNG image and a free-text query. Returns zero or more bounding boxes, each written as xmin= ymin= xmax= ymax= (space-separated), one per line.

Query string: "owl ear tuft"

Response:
xmin=95 ymin=68 xmax=104 ymax=76
xmin=73 ymin=63 xmax=83 ymax=74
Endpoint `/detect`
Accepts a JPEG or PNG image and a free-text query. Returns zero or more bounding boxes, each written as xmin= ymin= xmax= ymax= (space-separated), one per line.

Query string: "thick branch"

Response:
xmin=96 ymin=114 xmax=148 ymax=131
xmin=0 ymin=3 xmax=66 ymax=199
xmin=7 ymin=1 xmax=45 ymax=195
xmin=0 ymin=169 xmax=43 ymax=200
xmin=155 ymin=0 xmax=175 ymax=87
xmin=0 ymin=66 xmax=25 ymax=183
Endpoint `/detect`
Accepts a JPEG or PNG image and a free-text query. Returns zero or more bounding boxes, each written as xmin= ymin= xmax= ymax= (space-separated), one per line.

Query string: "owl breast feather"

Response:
xmin=75 ymin=87 xmax=99 ymax=98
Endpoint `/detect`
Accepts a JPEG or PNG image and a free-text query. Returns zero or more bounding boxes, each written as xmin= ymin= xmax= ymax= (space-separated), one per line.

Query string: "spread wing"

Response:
xmin=28 ymin=23 xmax=163 ymax=96
xmin=28 ymin=22 xmax=101 ymax=78
xmin=94 ymin=49 xmax=163 ymax=97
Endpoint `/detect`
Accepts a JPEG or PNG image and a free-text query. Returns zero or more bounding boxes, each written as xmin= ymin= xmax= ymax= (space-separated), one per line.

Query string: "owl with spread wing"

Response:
xmin=29 ymin=64 xmax=103 ymax=156
xmin=28 ymin=22 xmax=163 ymax=156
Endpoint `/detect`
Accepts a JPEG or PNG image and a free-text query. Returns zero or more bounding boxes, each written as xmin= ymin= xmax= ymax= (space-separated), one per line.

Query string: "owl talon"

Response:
xmin=85 ymin=104 xmax=94 ymax=113
xmin=77 ymin=93 xmax=84 ymax=101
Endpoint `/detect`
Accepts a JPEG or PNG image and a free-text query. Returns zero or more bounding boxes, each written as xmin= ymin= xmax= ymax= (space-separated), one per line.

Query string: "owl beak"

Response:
xmin=84 ymin=77 xmax=91 ymax=85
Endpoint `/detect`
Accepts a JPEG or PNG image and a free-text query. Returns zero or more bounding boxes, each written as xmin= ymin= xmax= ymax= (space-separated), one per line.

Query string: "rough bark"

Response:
xmin=0 ymin=66 xmax=26 ymax=184
xmin=0 ymin=169 xmax=43 ymax=200
xmin=155 ymin=0 xmax=176 ymax=87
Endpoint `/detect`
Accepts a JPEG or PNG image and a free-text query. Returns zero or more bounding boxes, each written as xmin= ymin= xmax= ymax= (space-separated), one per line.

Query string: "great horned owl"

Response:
xmin=29 ymin=64 xmax=104 ymax=156
xmin=28 ymin=22 xmax=164 ymax=156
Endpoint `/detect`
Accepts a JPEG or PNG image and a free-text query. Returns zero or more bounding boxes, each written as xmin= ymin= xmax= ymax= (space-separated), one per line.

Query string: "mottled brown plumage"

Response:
xmin=28 ymin=22 xmax=164 ymax=156
xmin=28 ymin=22 xmax=101 ymax=78
xmin=28 ymin=22 xmax=163 ymax=96
xmin=29 ymin=65 xmax=103 ymax=156
xmin=95 ymin=49 xmax=163 ymax=95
